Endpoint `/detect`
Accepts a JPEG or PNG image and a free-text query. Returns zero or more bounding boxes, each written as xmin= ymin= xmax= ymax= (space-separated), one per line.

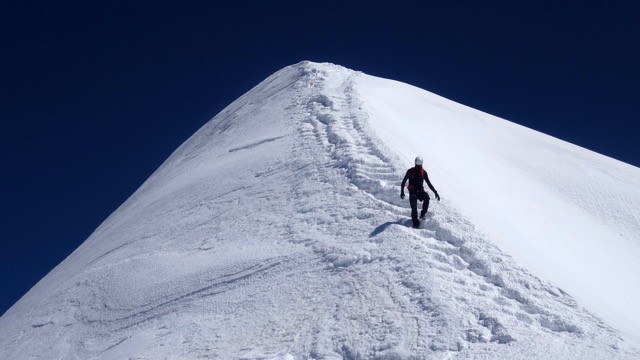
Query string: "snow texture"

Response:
xmin=1 ymin=61 xmax=639 ymax=359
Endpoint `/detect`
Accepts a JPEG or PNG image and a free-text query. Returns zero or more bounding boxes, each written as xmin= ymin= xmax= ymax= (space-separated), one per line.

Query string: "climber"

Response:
xmin=400 ymin=156 xmax=440 ymax=228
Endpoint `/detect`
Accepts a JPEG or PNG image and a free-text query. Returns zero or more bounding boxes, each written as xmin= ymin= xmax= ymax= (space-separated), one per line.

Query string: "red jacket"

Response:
xmin=401 ymin=166 xmax=437 ymax=194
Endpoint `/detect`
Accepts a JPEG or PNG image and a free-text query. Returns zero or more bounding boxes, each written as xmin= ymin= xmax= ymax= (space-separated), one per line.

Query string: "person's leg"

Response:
xmin=409 ymin=194 xmax=419 ymax=227
xmin=420 ymin=193 xmax=430 ymax=218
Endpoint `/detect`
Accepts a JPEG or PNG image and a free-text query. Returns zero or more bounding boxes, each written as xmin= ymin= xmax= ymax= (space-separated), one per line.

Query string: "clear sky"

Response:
xmin=1 ymin=1 xmax=638 ymax=315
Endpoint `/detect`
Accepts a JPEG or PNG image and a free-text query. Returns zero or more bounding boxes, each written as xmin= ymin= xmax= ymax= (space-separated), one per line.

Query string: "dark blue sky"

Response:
xmin=1 ymin=1 xmax=638 ymax=314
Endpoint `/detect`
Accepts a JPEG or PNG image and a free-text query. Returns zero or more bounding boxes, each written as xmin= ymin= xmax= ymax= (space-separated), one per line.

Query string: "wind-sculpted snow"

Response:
xmin=1 ymin=62 xmax=638 ymax=359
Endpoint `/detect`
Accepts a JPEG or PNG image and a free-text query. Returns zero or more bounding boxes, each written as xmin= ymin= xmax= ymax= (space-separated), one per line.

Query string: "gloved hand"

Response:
xmin=435 ymin=192 xmax=440 ymax=201
xmin=400 ymin=192 xmax=405 ymax=199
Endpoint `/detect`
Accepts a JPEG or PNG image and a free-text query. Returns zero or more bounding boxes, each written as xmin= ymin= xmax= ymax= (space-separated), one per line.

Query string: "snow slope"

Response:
xmin=1 ymin=61 xmax=639 ymax=359
xmin=355 ymin=73 xmax=640 ymax=342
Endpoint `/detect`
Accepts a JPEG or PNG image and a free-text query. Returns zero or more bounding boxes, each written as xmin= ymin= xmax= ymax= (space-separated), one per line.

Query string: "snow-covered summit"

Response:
xmin=1 ymin=61 xmax=639 ymax=359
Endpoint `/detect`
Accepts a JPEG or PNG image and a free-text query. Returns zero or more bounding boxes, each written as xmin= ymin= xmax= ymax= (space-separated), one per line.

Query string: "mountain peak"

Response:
xmin=1 ymin=63 xmax=638 ymax=359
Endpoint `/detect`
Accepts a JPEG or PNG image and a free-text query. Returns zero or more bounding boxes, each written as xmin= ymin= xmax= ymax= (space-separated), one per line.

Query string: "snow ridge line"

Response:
xmin=284 ymin=65 xmax=430 ymax=356
xmin=300 ymin=70 xmax=405 ymax=208
xmin=293 ymin=64 xmax=633 ymax=355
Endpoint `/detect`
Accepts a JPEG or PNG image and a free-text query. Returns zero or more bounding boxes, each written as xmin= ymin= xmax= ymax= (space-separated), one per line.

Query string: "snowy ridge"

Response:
xmin=0 ymin=62 xmax=638 ymax=359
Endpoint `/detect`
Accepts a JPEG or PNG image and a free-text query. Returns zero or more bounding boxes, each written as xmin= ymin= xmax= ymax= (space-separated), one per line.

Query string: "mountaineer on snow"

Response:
xmin=401 ymin=156 xmax=440 ymax=228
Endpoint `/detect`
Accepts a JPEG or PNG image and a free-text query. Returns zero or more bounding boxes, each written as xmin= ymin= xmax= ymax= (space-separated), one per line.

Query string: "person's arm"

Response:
xmin=400 ymin=171 xmax=409 ymax=198
xmin=424 ymin=172 xmax=440 ymax=201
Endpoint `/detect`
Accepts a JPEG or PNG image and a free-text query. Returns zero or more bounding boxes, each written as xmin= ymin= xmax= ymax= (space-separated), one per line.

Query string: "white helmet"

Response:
xmin=415 ymin=156 xmax=423 ymax=166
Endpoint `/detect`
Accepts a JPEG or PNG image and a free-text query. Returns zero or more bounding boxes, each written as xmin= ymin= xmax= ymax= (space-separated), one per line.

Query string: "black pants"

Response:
xmin=410 ymin=191 xmax=430 ymax=227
